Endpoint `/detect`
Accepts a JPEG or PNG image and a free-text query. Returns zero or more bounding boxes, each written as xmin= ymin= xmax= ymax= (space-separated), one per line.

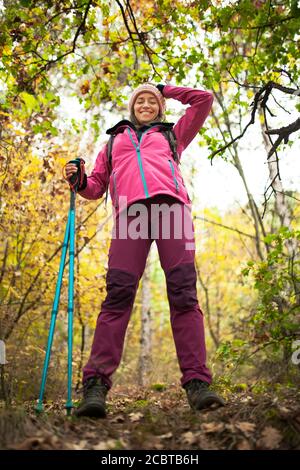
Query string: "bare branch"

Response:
xmin=44 ymin=3 xmax=90 ymax=27
xmin=124 ymin=0 xmax=163 ymax=79
xmin=115 ymin=0 xmax=139 ymax=68
xmin=25 ymin=0 xmax=93 ymax=83
xmin=210 ymin=81 xmax=300 ymax=162
xmin=230 ymin=15 xmax=295 ymax=31
xmin=193 ymin=216 xmax=262 ymax=242
xmin=0 ymin=240 xmax=8 ymax=285
xmin=265 ymin=117 xmax=300 ymax=159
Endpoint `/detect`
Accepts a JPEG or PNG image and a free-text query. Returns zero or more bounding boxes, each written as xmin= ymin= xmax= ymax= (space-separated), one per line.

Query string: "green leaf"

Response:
xmin=19 ymin=92 xmax=40 ymax=114
xmin=19 ymin=0 xmax=32 ymax=6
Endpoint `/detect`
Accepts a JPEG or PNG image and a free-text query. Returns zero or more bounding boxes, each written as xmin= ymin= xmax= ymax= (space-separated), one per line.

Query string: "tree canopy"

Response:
xmin=0 ymin=2 xmax=299 ymax=444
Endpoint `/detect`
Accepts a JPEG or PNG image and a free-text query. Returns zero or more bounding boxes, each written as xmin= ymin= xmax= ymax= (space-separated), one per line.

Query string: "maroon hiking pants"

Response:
xmin=83 ymin=195 xmax=212 ymax=388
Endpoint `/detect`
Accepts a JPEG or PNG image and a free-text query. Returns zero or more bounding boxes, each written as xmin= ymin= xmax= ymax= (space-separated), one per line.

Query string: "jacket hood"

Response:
xmin=106 ymin=120 xmax=174 ymax=135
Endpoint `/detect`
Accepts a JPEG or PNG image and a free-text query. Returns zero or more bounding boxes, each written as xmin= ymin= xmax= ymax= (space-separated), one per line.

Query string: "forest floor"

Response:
xmin=0 ymin=384 xmax=299 ymax=451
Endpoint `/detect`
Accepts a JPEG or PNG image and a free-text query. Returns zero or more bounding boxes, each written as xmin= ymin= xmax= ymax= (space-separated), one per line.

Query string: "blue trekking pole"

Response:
xmin=36 ymin=158 xmax=85 ymax=416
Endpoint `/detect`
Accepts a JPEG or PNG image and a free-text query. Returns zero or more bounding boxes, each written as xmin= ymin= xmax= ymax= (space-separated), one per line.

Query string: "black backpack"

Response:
xmin=105 ymin=128 xmax=179 ymax=205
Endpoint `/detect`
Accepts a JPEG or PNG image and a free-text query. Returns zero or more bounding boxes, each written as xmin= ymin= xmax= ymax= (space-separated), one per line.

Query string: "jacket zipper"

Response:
xmin=127 ymin=127 xmax=155 ymax=198
xmin=168 ymin=159 xmax=179 ymax=193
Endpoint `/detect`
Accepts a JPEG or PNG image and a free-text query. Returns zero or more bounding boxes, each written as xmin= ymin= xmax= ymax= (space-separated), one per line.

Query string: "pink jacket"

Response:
xmin=78 ymin=85 xmax=213 ymax=213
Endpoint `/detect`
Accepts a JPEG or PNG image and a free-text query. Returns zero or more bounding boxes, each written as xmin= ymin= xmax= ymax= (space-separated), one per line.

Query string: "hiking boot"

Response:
xmin=184 ymin=379 xmax=225 ymax=411
xmin=74 ymin=376 xmax=108 ymax=418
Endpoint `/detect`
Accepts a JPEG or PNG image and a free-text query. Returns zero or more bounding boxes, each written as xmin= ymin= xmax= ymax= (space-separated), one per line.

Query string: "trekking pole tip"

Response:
xmin=35 ymin=402 xmax=44 ymax=414
xmin=65 ymin=401 xmax=74 ymax=417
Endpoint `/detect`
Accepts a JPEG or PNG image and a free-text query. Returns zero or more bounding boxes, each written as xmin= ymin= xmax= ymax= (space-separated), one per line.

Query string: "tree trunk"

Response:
xmin=259 ymin=108 xmax=294 ymax=229
xmin=195 ymin=258 xmax=219 ymax=349
xmin=138 ymin=255 xmax=152 ymax=386
xmin=212 ymin=90 xmax=267 ymax=260
xmin=259 ymin=108 xmax=300 ymax=309
xmin=231 ymin=151 xmax=267 ymax=260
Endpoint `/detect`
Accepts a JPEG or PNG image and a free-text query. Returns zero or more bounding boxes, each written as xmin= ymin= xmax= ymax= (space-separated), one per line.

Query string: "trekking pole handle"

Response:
xmin=65 ymin=158 xmax=85 ymax=192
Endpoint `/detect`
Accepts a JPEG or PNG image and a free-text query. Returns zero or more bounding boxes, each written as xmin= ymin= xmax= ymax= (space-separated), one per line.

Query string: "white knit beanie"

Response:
xmin=128 ymin=83 xmax=166 ymax=124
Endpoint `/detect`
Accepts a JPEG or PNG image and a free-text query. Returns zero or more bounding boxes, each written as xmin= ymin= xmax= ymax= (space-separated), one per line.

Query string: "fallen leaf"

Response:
xmin=93 ymin=439 xmax=118 ymax=450
xmin=240 ymin=396 xmax=254 ymax=403
xmin=235 ymin=421 xmax=256 ymax=436
xmin=159 ymin=432 xmax=173 ymax=439
xmin=257 ymin=426 xmax=282 ymax=449
xmin=181 ymin=431 xmax=198 ymax=445
xmin=277 ymin=406 xmax=291 ymax=417
xmin=9 ymin=433 xmax=58 ymax=450
xmin=68 ymin=439 xmax=88 ymax=450
xmin=129 ymin=412 xmax=143 ymax=422
xmin=92 ymin=441 xmax=111 ymax=450
xmin=198 ymin=435 xmax=219 ymax=450
xmin=152 ymin=440 xmax=164 ymax=450
xmin=225 ymin=423 xmax=236 ymax=433
xmin=202 ymin=422 xmax=224 ymax=433
xmin=237 ymin=439 xmax=252 ymax=450
xmin=110 ymin=414 xmax=125 ymax=423
xmin=83 ymin=431 xmax=98 ymax=439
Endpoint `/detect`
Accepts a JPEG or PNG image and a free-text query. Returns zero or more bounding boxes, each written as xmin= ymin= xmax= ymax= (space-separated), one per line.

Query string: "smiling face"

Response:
xmin=133 ymin=92 xmax=160 ymax=125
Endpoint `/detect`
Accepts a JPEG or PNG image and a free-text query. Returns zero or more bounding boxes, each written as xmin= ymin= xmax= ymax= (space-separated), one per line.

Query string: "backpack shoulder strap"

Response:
xmin=105 ymin=134 xmax=116 ymax=206
xmin=107 ymin=134 xmax=116 ymax=173
xmin=160 ymin=129 xmax=179 ymax=164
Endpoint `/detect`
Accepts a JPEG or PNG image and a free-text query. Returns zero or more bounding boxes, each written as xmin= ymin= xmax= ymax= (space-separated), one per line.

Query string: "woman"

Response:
xmin=63 ymin=83 xmax=225 ymax=417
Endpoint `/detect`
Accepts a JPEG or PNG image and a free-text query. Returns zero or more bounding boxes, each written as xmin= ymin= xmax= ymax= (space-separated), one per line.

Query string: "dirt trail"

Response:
xmin=1 ymin=384 xmax=299 ymax=450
